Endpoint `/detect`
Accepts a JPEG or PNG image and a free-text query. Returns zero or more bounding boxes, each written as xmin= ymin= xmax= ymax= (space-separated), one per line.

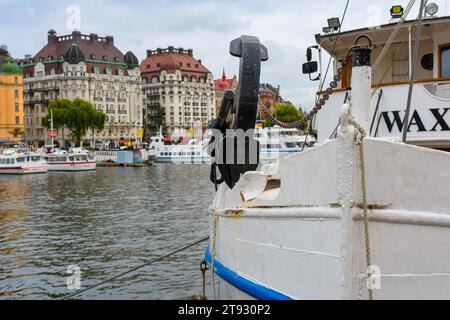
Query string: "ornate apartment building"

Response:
xmin=0 ymin=46 xmax=24 ymax=143
xmin=19 ymin=30 xmax=142 ymax=147
xmin=140 ymin=46 xmax=216 ymax=138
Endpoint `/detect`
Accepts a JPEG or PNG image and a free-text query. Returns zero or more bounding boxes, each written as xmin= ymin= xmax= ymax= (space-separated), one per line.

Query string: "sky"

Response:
xmin=1 ymin=0 xmax=448 ymax=109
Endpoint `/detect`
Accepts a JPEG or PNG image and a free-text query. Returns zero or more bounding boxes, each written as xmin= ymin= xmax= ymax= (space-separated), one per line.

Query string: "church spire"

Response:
xmin=222 ymin=68 xmax=226 ymax=81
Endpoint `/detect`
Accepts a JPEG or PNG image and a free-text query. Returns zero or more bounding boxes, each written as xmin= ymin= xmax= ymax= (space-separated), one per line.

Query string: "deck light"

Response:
xmin=322 ymin=26 xmax=332 ymax=34
xmin=390 ymin=5 xmax=404 ymax=18
xmin=327 ymin=17 xmax=341 ymax=31
xmin=425 ymin=3 xmax=439 ymax=16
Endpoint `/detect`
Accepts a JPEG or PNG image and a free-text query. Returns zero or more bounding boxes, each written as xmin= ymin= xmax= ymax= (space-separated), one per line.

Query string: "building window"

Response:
xmin=15 ymin=90 xmax=19 ymax=98
xmin=440 ymin=45 xmax=450 ymax=78
xmin=14 ymin=77 xmax=18 ymax=84
xmin=15 ymin=103 xmax=19 ymax=112
xmin=16 ymin=116 xmax=20 ymax=125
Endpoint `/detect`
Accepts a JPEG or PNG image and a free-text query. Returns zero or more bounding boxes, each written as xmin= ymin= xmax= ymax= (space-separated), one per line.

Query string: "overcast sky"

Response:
xmin=1 ymin=0 xmax=448 ymax=109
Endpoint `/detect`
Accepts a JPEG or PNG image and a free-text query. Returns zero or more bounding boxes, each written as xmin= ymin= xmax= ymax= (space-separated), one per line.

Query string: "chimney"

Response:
xmin=25 ymin=54 xmax=32 ymax=60
xmin=156 ymin=48 xmax=162 ymax=55
xmin=146 ymin=49 xmax=152 ymax=58
xmin=198 ymin=59 xmax=202 ymax=65
xmin=187 ymin=49 xmax=193 ymax=56
xmin=47 ymin=29 xmax=57 ymax=44
xmin=105 ymin=36 xmax=114 ymax=44
xmin=72 ymin=30 xmax=81 ymax=41
xmin=168 ymin=46 xmax=174 ymax=53
xmin=90 ymin=33 xmax=98 ymax=42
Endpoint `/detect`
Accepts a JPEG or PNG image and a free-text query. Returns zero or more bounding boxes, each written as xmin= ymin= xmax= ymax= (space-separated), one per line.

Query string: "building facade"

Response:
xmin=140 ymin=46 xmax=215 ymax=139
xmin=19 ymin=30 xmax=142 ymax=147
xmin=214 ymin=69 xmax=237 ymax=114
xmin=259 ymin=83 xmax=282 ymax=113
xmin=0 ymin=46 xmax=24 ymax=144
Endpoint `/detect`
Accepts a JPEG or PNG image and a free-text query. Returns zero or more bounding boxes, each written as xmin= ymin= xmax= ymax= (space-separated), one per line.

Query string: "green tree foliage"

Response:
xmin=265 ymin=103 xmax=307 ymax=130
xmin=42 ymin=98 xmax=107 ymax=147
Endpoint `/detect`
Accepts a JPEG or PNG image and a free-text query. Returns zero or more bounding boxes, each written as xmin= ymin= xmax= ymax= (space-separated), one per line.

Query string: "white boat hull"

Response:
xmin=208 ymin=124 xmax=450 ymax=300
xmin=0 ymin=165 xmax=48 ymax=174
xmin=47 ymin=162 xmax=97 ymax=171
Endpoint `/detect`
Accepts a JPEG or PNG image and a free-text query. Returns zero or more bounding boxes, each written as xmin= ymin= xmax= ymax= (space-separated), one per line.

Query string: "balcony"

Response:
xmin=118 ymin=110 xmax=127 ymax=114
xmin=184 ymin=102 xmax=191 ymax=106
xmin=118 ymin=98 xmax=127 ymax=102
xmin=24 ymin=86 xmax=60 ymax=94
xmin=192 ymin=103 xmax=199 ymax=106
xmin=201 ymin=103 xmax=208 ymax=106
xmin=106 ymin=110 xmax=115 ymax=114
xmin=106 ymin=98 xmax=115 ymax=102
xmin=94 ymin=97 xmax=103 ymax=102
xmin=24 ymin=99 xmax=49 ymax=105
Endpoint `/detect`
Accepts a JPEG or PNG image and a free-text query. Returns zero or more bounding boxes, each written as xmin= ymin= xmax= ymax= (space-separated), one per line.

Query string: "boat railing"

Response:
xmin=94 ymin=151 xmax=118 ymax=162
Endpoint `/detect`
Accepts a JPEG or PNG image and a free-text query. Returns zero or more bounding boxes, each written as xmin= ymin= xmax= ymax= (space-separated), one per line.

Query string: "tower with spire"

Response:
xmin=214 ymin=68 xmax=238 ymax=114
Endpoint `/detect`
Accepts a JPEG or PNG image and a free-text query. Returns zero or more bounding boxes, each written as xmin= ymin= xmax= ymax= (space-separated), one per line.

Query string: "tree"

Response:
xmin=42 ymin=99 xmax=71 ymax=147
xmin=42 ymin=98 xmax=107 ymax=147
xmin=264 ymin=103 xmax=307 ymax=130
xmin=90 ymin=111 xmax=107 ymax=148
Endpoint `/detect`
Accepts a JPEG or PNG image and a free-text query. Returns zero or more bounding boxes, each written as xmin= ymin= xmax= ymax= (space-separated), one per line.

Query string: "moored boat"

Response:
xmin=43 ymin=148 xmax=96 ymax=171
xmin=0 ymin=149 xmax=48 ymax=174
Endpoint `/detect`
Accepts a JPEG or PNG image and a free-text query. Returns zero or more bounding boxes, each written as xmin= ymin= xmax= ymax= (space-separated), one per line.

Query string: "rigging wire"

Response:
xmin=61 ymin=236 xmax=209 ymax=300
xmin=315 ymin=0 xmax=351 ymax=103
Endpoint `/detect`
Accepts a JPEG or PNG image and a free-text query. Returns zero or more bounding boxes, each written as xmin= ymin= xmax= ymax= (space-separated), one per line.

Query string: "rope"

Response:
xmin=61 ymin=236 xmax=209 ymax=300
xmin=210 ymin=210 xmax=219 ymax=300
xmin=348 ymin=118 xmax=373 ymax=300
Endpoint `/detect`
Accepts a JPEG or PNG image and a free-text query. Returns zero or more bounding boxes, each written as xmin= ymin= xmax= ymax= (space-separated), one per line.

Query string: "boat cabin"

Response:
xmin=310 ymin=14 xmax=450 ymax=150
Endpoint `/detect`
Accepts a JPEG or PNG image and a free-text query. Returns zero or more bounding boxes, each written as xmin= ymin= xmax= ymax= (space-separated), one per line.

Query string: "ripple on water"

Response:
xmin=0 ymin=164 xmax=215 ymax=300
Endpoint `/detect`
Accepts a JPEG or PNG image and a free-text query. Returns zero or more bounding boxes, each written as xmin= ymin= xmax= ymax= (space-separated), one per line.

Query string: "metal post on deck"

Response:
xmin=402 ymin=0 xmax=426 ymax=142
xmin=351 ymin=39 xmax=373 ymax=132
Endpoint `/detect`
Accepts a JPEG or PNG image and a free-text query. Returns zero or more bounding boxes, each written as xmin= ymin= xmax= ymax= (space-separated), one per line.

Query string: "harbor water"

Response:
xmin=0 ymin=164 xmax=215 ymax=299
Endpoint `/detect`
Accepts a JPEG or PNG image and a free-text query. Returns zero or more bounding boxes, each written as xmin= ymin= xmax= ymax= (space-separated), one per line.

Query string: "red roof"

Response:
xmin=34 ymin=31 xmax=124 ymax=63
xmin=140 ymin=47 xmax=210 ymax=81
xmin=21 ymin=30 xmax=133 ymax=77
xmin=215 ymin=69 xmax=236 ymax=91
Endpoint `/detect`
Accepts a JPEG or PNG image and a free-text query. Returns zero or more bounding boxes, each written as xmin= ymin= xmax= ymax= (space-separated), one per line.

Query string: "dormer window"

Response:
xmin=48 ymin=56 xmax=53 ymax=61
xmin=187 ymin=63 xmax=191 ymax=67
xmin=114 ymin=57 xmax=119 ymax=62
xmin=157 ymin=63 xmax=161 ymax=67
xmin=195 ymin=64 xmax=199 ymax=68
xmin=147 ymin=64 xmax=151 ymax=69
xmin=103 ymin=55 xmax=107 ymax=61
xmin=91 ymin=54 xmax=96 ymax=59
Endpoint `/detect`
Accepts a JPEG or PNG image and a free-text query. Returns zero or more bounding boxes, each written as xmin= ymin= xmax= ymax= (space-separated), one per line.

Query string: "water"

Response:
xmin=0 ymin=164 xmax=215 ymax=300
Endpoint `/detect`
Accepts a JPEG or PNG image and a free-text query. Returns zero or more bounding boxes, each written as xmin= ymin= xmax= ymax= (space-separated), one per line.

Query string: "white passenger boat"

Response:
xmin=43 ymin=148 xmax=96 ymax=171
xmin=255 ymin=126 xmax=316 ymax=161
xmin=155 ymin=138 xmax=212 ymax=164
xmin=206 ymin=5 xmax=450 ymax=300
xmin=0 ymin=149 xmax=48 ymax=174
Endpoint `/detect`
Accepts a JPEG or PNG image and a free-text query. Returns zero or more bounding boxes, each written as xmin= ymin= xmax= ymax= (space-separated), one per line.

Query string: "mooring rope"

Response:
xmin=61 ymin=236 xmax=209 ymax=300
xmin=349 ymin=118 xmax=373 ymax=300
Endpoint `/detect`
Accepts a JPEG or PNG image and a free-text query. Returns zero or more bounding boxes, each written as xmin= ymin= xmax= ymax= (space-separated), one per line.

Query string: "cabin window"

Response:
xmin=440 ymin=45 xmax=450 ymax=78
xmin=421 ymin=53 xmax=434 ymax=71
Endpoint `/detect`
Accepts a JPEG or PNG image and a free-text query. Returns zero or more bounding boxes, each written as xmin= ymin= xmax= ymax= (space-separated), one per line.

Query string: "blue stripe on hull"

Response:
xmin=204 ymin=248 xmax=294 ymax=300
